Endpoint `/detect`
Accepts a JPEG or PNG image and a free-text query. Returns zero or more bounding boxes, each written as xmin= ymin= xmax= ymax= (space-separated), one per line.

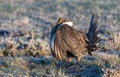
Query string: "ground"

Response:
xmin=0 ymin=0 xmax=120 ymax=77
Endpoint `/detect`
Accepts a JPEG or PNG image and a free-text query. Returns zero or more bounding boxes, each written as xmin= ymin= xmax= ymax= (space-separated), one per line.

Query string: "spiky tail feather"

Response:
xmin=87 ymin=13 xmax=100 ymax=53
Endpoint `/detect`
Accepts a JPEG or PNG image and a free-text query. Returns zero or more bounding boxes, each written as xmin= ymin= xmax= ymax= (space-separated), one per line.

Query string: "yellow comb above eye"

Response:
xmin=57 ymin=18 xmax=66 ymax=24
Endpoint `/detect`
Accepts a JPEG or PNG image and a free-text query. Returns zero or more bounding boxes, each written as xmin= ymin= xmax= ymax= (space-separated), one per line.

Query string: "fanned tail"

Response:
xmin=87 ymin=13 xmax=100 ymax=53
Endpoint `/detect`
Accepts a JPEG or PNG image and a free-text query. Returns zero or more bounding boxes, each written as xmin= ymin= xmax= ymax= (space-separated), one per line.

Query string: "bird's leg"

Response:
xmin=77 ymin=56 xmax=81 ymax=62
xmin=68 ymin=57 xmax=73 ymax=62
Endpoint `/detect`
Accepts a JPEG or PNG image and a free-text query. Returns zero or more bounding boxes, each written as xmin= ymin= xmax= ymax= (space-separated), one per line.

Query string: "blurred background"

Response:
xmin=0 ymin=0 xmax=120 ymax=76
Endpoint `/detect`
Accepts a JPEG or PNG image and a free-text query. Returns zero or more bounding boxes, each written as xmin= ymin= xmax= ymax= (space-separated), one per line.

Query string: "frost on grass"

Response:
xmin=0 ymin=0 xmax=120 ymax=77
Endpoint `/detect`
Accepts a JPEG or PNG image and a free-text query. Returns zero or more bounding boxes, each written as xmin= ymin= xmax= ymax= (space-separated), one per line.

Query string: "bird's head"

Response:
xmin=56 ymin=18 xmax=73 ymax=27
xmin=56 ymin=18 xmax=69 ymax=25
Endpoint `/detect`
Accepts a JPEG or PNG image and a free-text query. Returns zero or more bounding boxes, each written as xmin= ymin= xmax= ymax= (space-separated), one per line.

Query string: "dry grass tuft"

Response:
xmin=104 ymin=29 xmax=120 ymax=50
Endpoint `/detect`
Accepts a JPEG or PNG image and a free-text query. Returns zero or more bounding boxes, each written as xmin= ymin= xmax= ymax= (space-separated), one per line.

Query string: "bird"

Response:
xmin=50 ymin=13 xmax=100 ymax=62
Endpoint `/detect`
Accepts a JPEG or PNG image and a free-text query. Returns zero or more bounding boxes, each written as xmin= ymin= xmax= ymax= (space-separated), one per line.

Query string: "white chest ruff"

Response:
xmin=50 ymin=21 xmax=73 ymax=52
xmin=62 ymin=21 xmax=73 ymax=27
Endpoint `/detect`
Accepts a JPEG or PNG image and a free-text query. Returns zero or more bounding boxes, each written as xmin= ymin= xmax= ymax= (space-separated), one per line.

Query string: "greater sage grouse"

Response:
xmin=50 ymin=13 xmax=100 ymax=62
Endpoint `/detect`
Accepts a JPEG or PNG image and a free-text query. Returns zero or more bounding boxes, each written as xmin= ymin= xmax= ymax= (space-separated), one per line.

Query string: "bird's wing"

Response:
xmin=54 ymin=27 xmax=67 ymax=61
xmin=54 ymin=25 xmax=88 ymax=60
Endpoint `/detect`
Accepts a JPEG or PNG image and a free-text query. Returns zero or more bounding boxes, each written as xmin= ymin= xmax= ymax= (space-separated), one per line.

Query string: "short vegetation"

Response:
xmin=0 ymin=0 xmax=120 ymax=77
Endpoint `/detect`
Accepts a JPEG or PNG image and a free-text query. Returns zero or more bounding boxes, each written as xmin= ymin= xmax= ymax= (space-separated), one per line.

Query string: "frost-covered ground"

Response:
xmin=0 ymin=0 xmax=120 ymax=77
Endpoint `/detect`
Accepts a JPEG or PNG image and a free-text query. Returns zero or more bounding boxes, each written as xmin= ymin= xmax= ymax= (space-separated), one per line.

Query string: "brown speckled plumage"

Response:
xmin=50 ymin=13 xmax=100 ymax=62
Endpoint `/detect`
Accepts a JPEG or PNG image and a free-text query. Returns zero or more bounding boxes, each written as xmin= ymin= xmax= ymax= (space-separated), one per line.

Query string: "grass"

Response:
xmin=0 ymin=3 xmax=21 ymax=12
xmin=0 ymin=0 xmax=120 ymax=77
